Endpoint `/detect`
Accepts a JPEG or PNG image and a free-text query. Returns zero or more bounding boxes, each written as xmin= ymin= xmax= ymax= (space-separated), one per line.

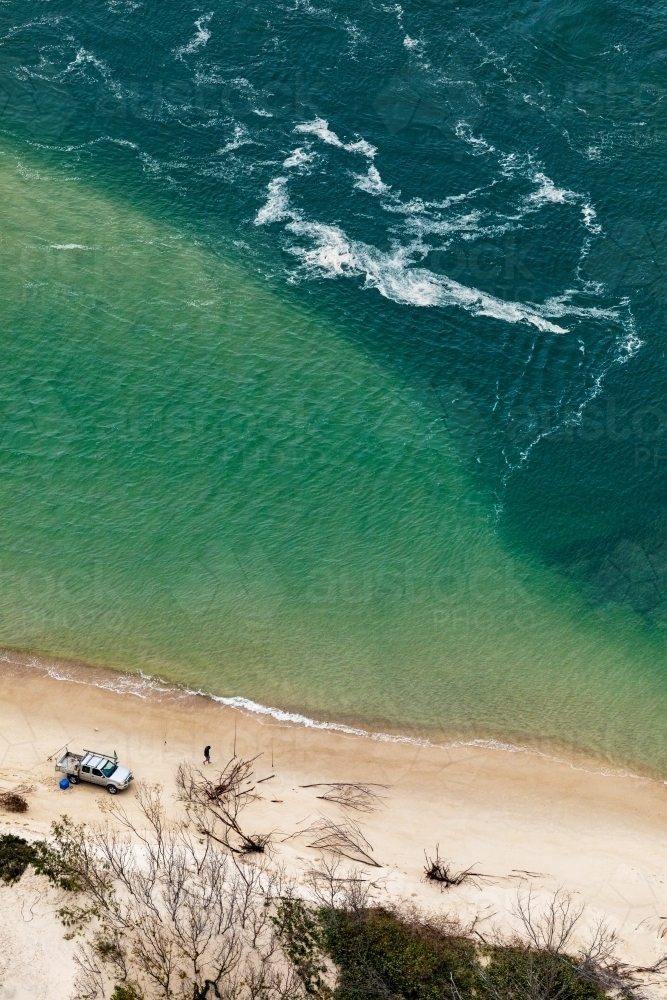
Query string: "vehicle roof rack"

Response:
xmin=83 ymin=749 xmax=119 ymax=763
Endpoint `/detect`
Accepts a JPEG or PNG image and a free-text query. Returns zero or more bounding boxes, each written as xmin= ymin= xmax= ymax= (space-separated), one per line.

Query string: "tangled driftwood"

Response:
xmin=423 ymin=846 xmax=487 ymax=889
xmin=0 ymin=784 xmax=32 ymax=814
xmin=177 ymin=756 xmax=270 ymax=855
xmin=300 ymin=782 xmax=387 ymax=813
xmin=304 ymin=817 xmax=381 ymax=868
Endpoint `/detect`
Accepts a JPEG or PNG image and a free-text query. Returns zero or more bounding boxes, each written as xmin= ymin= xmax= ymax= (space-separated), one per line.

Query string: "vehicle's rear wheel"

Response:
xmin=69 ymin=775 xmax=78 ymax=785
xmin=107 ymin=785 xmax=118 ymax=795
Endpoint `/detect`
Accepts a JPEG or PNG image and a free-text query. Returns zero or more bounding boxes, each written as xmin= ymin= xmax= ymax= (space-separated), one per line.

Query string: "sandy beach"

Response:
xmin=0 ymin=652 xmax=666 ymax=999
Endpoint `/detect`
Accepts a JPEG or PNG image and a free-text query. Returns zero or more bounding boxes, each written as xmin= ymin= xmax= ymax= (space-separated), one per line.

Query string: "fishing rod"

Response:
xmin=47 ymin=738 xmax=75 ymax=762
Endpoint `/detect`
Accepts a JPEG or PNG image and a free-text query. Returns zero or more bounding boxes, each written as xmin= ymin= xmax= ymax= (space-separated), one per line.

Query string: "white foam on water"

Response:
xmin=285 ymin=215 xmax=569 ymax=331
xmin=64 ymin=47 xmax=122 ymax=96
xmin=455 ymin=121 xmax=496 ymax=154
xmin=107 ymin=0 xmax=141 ymax=10
xmin=404 ymin=209 xmax=509 ymax=241
xmin=16 ymin=161 xmax=40 ymax=180
xmin=403 ymin=34 xmax=423 ymax=51
xmin=616 ymin=301 xmax=643 ymax=361
xmin=254 ymin=176 xmax=291 ymax=225
xmin=382 ymin=186 xmax=488 ymax=215
xmin=582 ymin=202 xmax=602 ymax=234
xmin=294 ymin=118 xmax=376 ymax=158
xmin=5 ymin=651 xmax=640 ymax=779
xmin=2 ymin=15 xmax=63 ymax=43
xmin=219 ymin=124 xmax=252 ymax=154
xmin=344 ymin=18 xmax=365 ymax=56
xmin=353 ymin=165 xmax=391 ymax=196
xmin=175 ymin=13 xmax=213 ymax=60
xmin=526 ymin=171 xmax=579 ymax=207
xmin=283 ymin=147 xmax=317 ymax=170
xmin=49 ymin=244 xmax=91 ymax=250
xmin=255 ymin=175 xmax=633 ymax=336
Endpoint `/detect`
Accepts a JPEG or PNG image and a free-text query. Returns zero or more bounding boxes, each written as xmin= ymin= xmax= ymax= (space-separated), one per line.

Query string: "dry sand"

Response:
xmin=0 ymin=653 xmax=666 ymax=999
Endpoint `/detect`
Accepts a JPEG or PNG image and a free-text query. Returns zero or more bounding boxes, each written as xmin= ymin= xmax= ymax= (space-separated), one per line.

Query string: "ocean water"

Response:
xmin=2 ymin=0 xmax=667 ymax=773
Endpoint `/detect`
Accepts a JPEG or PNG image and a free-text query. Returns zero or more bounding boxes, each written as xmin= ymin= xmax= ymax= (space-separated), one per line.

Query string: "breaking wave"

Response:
xmin=255 ymin=138 xmax=629 ymax=337
xmin=0 ymin=649 xmax=641 ymax=779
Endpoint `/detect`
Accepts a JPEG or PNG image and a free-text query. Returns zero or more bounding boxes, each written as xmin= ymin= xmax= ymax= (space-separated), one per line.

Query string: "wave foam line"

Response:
xmin=253 ymin=178 xmax=629 ymax=333
xmin=294 ymin=118 xmax=376 ymax=159
xmin=175 ymin=13 xmax=213 ymax=60
xmin=0 ymin=651 xmax=643 ymax=781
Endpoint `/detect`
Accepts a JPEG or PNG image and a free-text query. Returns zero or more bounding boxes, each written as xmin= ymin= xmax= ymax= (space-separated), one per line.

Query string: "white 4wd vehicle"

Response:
xmin=56 ymin=749 xmax=133 ymax=794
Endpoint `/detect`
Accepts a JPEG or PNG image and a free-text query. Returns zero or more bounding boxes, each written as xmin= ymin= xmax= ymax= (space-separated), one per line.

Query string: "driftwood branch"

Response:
xmin=304 ymin=817 xmax=381 ymax=868
xmin=301 ymin=783 xmax=387 ymax=813
xmin=423 ymin=846 xmax=489 ymax=889
xmin=0 ymin=784 xmax=32 ymax=813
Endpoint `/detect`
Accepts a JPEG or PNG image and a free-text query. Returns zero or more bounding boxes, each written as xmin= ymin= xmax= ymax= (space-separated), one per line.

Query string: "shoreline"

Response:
xmin=0 ymin=647 xmax=654 ymax=783
xmin=1 ymin=650 xmax=667 ymax=980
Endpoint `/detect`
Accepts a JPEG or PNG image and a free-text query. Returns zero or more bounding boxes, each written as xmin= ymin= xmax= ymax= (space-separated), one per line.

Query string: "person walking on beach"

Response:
xmin=203 ymin=745 xmax=211 ymax=765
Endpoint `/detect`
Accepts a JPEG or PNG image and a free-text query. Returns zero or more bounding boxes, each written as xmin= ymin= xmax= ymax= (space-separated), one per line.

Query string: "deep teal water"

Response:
xmin=2 ymin=0 xmax=667 ymax=772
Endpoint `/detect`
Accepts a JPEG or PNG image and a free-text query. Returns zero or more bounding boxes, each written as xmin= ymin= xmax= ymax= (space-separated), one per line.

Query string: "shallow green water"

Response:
xmin=2 ymin=0 xmax=667 ymax=774
xmin=0 ymin=150 xmax=665 ymax=773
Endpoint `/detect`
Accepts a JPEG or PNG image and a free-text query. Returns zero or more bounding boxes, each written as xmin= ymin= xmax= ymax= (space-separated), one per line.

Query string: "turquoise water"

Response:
xmin=2 ymin=1 xmax=667 ymax=773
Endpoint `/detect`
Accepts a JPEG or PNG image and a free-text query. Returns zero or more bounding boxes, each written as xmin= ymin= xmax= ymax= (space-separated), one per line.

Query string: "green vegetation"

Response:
xmin=0 ymin=798 xmax=637 ymax=1000
xmin=0 ymin=834 xmax=42 ymax=884
xmin=0 ymin=830 xmax=80 ymax=890
xmin=110 ymin=985 xmax=143 ymax=1000
xmin=278 ymin=900 xmax=626 ymax=1000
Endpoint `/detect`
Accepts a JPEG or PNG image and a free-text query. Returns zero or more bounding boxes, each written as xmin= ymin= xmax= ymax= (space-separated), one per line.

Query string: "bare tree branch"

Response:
xmin=176 ymin=758 xmax=271 ymax=856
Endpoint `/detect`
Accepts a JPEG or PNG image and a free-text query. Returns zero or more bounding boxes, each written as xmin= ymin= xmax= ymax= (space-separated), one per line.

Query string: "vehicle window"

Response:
xmin=82 ymin=766 xmax=90 ymax=774
xmin=92 ymin=768 xmax=103 ymax=777
xmin=101 ymin=761 xmax=117 ymax=778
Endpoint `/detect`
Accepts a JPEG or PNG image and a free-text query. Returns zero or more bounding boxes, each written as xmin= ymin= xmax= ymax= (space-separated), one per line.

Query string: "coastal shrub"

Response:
xmin=273 ymin=897 xmax=330 ymax=997
xmin=110 ymin=985 xmax=143 ymax=1000
xmin=0 ymin=831 xmax=79 ymax=889
xmin=277 ymin=905 xmax=615 ymax=1000
xmin=0 ymin=834 xmax=39 ymax=883
xmin=319 ymin=907 xmax=480 ymax=1000
xmin=481 ymin=942 xmax=608 ymax=1000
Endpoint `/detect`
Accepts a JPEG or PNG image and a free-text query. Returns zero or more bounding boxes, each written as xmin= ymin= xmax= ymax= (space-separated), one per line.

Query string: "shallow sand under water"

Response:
xmin=0 ymin=653 xmax=666 ymax=998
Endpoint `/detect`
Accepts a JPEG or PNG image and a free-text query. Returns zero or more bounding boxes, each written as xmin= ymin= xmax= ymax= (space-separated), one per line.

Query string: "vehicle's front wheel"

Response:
xmin=107 ymin=785 xmax=118 ymax=795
